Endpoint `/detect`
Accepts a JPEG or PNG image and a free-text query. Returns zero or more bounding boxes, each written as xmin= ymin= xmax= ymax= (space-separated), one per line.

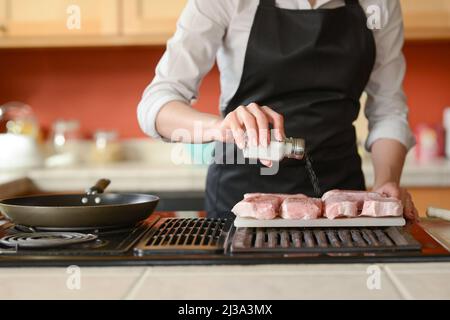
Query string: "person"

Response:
xmin=137 ymin=0 xmax=418 ymax=220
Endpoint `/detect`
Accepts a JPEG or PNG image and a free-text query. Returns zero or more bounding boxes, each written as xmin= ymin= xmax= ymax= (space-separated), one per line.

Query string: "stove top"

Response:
xmin=0 ymin=232 xmax=98 ymax=249
xmin=0 ymin=212 xmax=449 ymax=267
xmin=0 ymin=220 xmax=152 ymax=256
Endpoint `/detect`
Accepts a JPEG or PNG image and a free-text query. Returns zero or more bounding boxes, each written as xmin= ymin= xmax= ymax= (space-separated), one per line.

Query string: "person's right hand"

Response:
xmin=213 ymin=102 xmax=285 ymax=149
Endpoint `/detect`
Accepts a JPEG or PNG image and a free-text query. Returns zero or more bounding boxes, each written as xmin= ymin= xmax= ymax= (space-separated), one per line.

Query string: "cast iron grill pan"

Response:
xmin=231 ymin=226 xmax=421 ymax=253
xmin=134 ymin=217 xmax=231 ymax=255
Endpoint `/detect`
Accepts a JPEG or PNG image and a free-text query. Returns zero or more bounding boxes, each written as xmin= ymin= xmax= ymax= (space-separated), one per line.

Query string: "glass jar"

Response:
xmin=90 ymin=130 xmax=123 ymax=164
xmin=0 ymin=102 xmax=43 ymax=169
xmin=49 ymin=119 xmax=81 ymax=154
xmin=0 ymin=102 xmax=40 ymax=139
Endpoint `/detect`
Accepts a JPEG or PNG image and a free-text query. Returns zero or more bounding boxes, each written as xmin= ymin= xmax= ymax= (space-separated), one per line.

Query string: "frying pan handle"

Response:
xmin=85 ymin=179 xmax=111 ymax=195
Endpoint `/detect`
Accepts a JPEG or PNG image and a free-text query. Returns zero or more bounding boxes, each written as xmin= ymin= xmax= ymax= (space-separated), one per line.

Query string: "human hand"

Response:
xmin=374 ymin=182 xmax=419 ymax=222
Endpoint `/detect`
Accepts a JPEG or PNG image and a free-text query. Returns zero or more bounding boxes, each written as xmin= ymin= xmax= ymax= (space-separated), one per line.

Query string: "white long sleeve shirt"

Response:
xmin=137 ymin=0 xmax=416 ymax=151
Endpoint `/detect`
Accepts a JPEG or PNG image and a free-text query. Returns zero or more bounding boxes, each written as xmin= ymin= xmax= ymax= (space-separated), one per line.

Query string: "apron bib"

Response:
xmin=206 ymin=0 xmax=376 ymax=218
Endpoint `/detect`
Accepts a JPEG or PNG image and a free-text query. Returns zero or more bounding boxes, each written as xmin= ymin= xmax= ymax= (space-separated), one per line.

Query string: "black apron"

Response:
xmin=205 ymin=0 xmax=376 ymax=218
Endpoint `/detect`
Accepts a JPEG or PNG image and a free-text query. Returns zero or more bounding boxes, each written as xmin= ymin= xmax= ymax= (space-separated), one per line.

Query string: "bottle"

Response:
xmin=243 ymin=137 xmax=305 ymax=161
xmin=90 ymin=130 xmax=123 ymax=164
xmin=444 ymin=107 xmax=450 ymax=159
xmin=414 ymin=124 xmax=443 ymax=163
xmin=50 ymin=119 xmax=81 ymax=154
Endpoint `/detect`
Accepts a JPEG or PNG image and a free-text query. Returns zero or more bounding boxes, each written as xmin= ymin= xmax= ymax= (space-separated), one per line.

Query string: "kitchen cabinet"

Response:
xmin=401 ymin=0 xmax=450 ymax=40
xmin=409 ymin=187 xmax=450 ymax=215
xmin=121 ymin=0 xmax=186 ymax=43
xmin=0 ymin=0 xmax=6 ymax=38
xmin=0 ymin=0 xmax=119 ymax=47
xmin=0 ymin=0 xmax=449 ymax=48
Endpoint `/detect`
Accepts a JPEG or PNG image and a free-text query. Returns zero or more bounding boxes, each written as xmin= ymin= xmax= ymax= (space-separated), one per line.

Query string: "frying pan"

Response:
xmin=0 ymin=179 xmax=159 ymax=229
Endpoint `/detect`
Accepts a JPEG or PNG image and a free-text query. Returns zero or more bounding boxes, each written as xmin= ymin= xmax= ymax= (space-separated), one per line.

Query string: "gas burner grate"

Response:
xmin=231 ymin=227 xmax=421 ymax=253
xmin=0 ymin=232 xmax=98 ymax=249
xmin=134 ymin=218 xmax=231 ymax=255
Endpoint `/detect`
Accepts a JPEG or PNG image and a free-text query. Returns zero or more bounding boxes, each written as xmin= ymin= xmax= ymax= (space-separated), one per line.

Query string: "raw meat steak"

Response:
xmin=281 ymin=197 xmax=323 ymax=220
xmin=231 ymin=195 xmax=280 ymax=220
xmin=360 ymin=199 xmax=403 ymax=217
xmin=322 ymin=190 xmax=386 ymax=210
xmin=244 ymin=193 xmax=306 ymax=203
xmin=322 ymin=189 xmax=387 ymax=201
xmin=324 ymin=201 xmax=358 ymax=219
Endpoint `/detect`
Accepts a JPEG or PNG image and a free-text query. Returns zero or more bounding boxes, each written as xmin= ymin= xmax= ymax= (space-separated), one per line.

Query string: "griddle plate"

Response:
xmin=231 ymin=227 xmax=422 ymax=253
xmin=134 ymin=218 xmax=231 ymax=255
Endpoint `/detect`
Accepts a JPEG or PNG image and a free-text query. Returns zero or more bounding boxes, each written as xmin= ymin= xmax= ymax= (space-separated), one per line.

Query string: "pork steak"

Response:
xmin=231 ymin=195 xmax=280 ymax=220
xmin=322 ymin=189 xmax=386 ymax=210
xmin=323 ymin=201 xmax=358 ymax=219
xmin=281 ymin=197 xmax=323 ymax=220
xmin=322 ymin=189 xmax=404 ymax=219
xmin=360 ymin=199 xmax=403 ymax=217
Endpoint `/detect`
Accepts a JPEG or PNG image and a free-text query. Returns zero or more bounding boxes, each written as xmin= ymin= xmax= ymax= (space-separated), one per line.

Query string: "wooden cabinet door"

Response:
xmin=409 ymin=188 xmax=450 ymax=216
xmin=401 ymin=0 xmax=450 ymax=39
xmin=2 ymin=0 xmax=118 ymax=37
xmin=0 ymin=0 xmax=6 ymax=38
xmin=122 ymin=0 xmax=187 ymax=42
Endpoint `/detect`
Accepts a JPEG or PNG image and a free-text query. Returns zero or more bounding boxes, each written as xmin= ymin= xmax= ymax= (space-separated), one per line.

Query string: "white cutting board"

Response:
xmin=233 ymin=216 xmax=406 ymax=228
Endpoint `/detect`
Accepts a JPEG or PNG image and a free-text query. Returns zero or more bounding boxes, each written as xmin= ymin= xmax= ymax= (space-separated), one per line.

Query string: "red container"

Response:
xmin=414 ymin=124 xmax=445 ymax=162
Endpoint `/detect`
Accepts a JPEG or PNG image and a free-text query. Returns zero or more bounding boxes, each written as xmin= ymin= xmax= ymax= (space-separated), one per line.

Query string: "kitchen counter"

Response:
xmin=0 ymin=218 xmax=449 ymax=299
xmin=0 ymin=263 xmax=449 ymax=299
xmin=1 ymin=140 xmax=450 ymax=195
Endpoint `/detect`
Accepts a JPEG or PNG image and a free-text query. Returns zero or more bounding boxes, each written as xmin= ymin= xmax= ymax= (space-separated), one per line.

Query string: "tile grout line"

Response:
xmin=122 ymin=268 xmax=151 ymax=300
xmin=383 ymin=265 xmax=414 ymax=300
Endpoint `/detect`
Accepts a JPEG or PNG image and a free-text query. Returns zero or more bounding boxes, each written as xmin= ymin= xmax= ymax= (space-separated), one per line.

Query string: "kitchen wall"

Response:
xmin=0 ymin=41 xmax=449 ymax=139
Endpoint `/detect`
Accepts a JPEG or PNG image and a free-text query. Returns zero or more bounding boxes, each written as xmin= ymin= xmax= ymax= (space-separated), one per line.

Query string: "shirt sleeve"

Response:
xmin=137 ymin=0 xmax=230 ymax=139
xmin=364 ymin=0 xmax=416 ymax=152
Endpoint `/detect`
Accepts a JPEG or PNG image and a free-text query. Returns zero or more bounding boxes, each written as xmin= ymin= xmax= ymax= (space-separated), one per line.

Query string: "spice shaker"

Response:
xmin=243 ymin=137 xmax=305 ymax=161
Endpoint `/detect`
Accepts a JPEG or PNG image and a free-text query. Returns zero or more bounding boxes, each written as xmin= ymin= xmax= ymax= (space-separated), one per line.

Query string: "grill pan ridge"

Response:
xmin=134 ymin=218 xmax=232 ymax=255
xmin=231 ymin=226 xmax=421 ymax=253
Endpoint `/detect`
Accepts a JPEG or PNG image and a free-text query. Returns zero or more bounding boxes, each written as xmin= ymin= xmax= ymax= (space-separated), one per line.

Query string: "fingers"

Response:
xmin=404 ymin=192 xmax=420 ymax=223
xmin=377 ymin=183 xmax=401 ymax=199
xmin=412 ymin=206 xmax=420 ymax=223
xmin=403 ymin=194 xmax=414 ymax=219
xmin=390 ymin=187 xmax=402 ymax=199
xmin=400 ymin=189 xmax=414 ymax=221
xmin=260 ymin=159 xmax=273 ymax=167
xmin=227 ymin=112 xmax=246 ymax=149
xmin=247 ymin=103 xmax=270 ymax=147
xmin=375 ymin=183 xmax=419 ymax=223
xmin=224 ymin=103 xmax=284 ymax=150
xmin=261 ymin=106 xmax=285 ymax=141
xmin=235 ymin=106 xmax=258 ymax=148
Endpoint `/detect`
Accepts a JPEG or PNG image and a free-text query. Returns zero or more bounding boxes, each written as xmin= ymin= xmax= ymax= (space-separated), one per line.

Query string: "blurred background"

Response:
xmin=0 ymin=0 xmax=449 ymax=214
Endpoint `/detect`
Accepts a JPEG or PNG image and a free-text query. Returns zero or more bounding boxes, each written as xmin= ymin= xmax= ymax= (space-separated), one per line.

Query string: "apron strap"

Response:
xmin=260 ymin=0 xmax=275 ymax=7
xmin=345 ymin=0 xmax=359 ymax=7
xmin=260 ymin=0 xmax=358 ymax=8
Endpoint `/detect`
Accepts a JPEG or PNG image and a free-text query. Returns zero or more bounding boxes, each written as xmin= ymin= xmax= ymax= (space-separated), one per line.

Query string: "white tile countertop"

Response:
xmin=1 ymin=217 xmax=449 ymax=300
xmin=0 ymin=263 xmax=449 ymax=299
xmin=0 ymin=140 xmax=449 ymax=194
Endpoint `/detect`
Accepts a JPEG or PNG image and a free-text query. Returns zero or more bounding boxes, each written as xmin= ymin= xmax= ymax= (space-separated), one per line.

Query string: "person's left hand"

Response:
xmin=373 ymin=182 xmax=419 ymax=223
